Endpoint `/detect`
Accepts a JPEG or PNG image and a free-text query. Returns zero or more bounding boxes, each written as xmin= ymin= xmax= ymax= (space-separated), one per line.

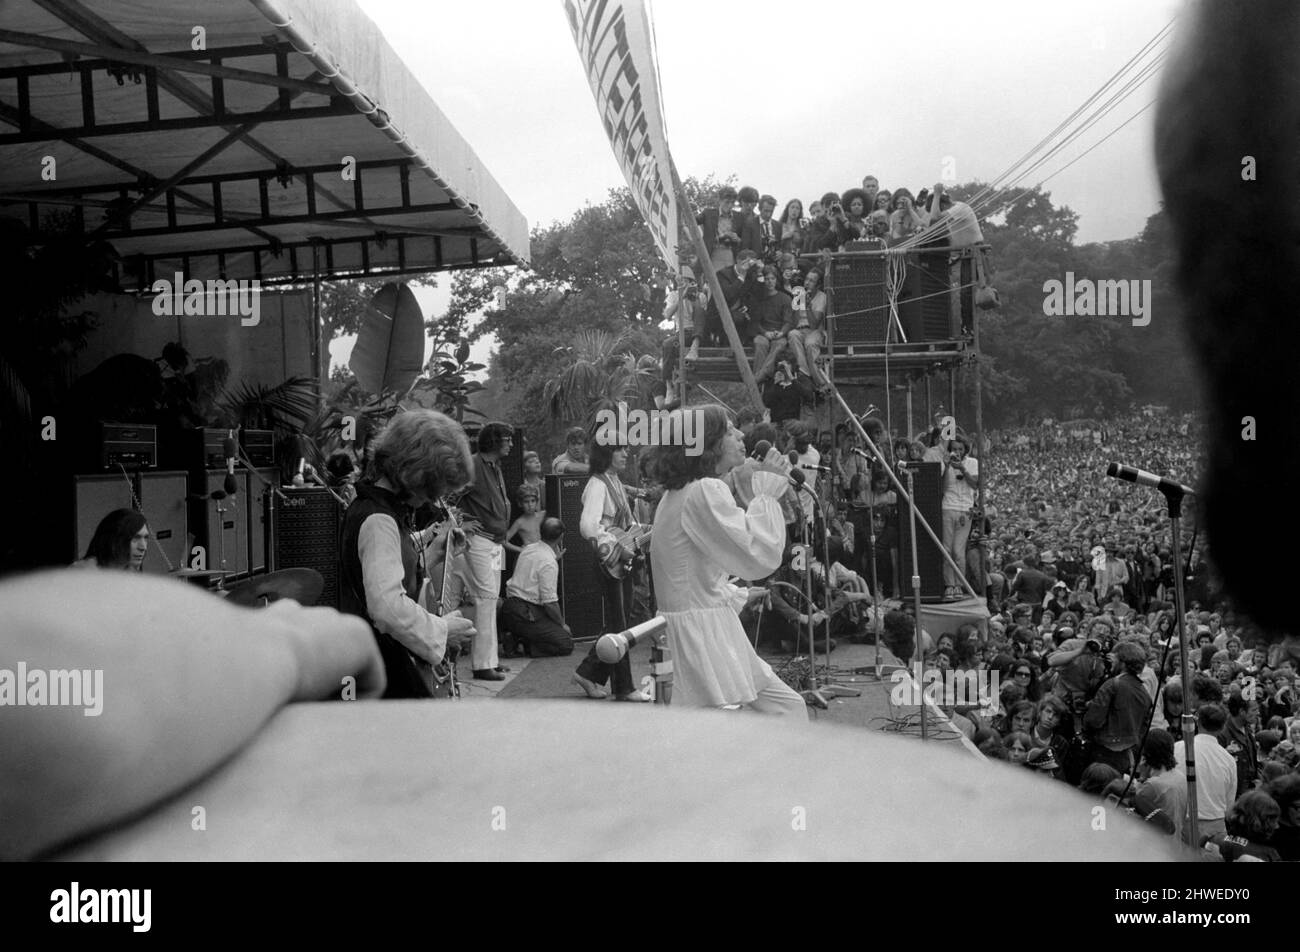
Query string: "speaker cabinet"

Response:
xmin=895 ymin=462 xmax=947 ymax=601
xmin=898 ymin=252 xmax=956 ymax=343
xmin=72 ymin=470 xmax=188 ymax=574
xmin=270 ymin=487 xmax=342 ymax=608
xmin=246 ymin=468 xmax=278 ymax=573
xmin=544 ymin=474 xmax=605 ymax=639
xmin=192 ymin=470 xmax=250 ymax=576
xmin=829 ymin=255 xmax=889 ymax=344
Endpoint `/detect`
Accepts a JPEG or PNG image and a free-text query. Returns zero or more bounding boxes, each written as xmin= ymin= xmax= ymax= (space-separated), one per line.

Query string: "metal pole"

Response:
xmin=1170 ymin=502 xmax=1199 ymax=850
xmin=906 ymin=378 xmax=915 ymax=444
xmin=670 ymin=165 xmax=765 ymax=410
xmin=311 ymin=242 xmax=323 ymax=386
xmin=905 ymin=465 xmax=927 ymax=741
xmin=924 ymin=374 xmax=932 ymax=427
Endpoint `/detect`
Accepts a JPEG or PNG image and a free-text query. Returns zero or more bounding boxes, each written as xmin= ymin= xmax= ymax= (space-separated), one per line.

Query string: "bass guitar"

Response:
xmin=595 ymin=524 xmax=652 ymax=579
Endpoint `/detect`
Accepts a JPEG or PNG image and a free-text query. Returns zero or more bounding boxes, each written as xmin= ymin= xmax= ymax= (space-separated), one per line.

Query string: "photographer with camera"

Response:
xmin=940 ymin=435 xmax=980 ymax=599
xmin=697 ymin=185 xmax=742 ymax=271
xmin=888 ymin=188 xmax=926 ymax=244
xmin=806 ymin=190 xmax=852 ymax=252
xmin=697 ymin=248 xmax=762 ymax=351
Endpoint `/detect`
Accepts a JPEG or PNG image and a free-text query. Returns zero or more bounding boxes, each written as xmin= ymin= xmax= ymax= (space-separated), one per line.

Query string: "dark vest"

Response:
xmin=340 ymin=481 xmax=428 ymax=699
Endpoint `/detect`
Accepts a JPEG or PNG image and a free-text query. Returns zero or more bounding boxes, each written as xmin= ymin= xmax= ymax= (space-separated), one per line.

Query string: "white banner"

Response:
xmin=564 ymin=0 xmax=679 ymax=269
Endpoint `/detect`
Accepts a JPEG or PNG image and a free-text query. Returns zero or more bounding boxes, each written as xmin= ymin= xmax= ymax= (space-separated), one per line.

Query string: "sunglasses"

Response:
xmin=1014 ymin=671 xmax=1032 ymax=678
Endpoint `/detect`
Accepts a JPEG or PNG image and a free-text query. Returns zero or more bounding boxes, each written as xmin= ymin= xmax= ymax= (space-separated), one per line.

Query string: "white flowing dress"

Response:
xmin=650 ymin=474 xmax=787 ymax=707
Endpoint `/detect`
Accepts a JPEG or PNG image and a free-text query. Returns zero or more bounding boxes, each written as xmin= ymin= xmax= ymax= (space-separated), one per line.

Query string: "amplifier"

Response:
xmin=241 ymin=429 xmax=275 ymax=467
xmin=544 ymin=474 xmax=605 ymax=639
xmin=269 ymin=487 xmax=342 ymax=608
xmin=162 ymin=427 xmax=240 ymax=472
xmin=829 ymin=256 xmax=889 ymax=344
xmin=97 ymin=421 xmax=157 ymax=471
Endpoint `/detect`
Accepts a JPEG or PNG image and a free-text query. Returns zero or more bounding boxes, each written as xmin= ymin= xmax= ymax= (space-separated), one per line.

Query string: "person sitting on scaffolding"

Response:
xmin=786 ymin=267 xmax=831 ymax=396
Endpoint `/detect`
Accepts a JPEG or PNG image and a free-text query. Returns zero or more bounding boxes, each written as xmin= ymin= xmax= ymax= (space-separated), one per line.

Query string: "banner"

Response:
xmin=563 ymin=0 xmax=679 ymax=270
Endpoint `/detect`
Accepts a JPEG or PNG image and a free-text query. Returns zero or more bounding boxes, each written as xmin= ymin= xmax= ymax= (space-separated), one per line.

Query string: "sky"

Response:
xmin=333 ymin=0 xmax=1183 ymax=373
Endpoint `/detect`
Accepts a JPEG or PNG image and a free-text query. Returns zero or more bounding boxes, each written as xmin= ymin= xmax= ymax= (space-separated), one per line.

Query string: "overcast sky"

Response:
xmin=334 ymin=0 xmax=1183 ymax=372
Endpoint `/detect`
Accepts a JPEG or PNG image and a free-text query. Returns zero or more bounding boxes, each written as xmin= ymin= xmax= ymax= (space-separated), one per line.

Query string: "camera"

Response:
xmin=830 ymin=202 xmax=843 ymax=214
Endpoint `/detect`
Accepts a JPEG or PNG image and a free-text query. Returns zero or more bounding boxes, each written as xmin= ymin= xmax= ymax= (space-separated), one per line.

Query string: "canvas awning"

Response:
xmin=0 ymin=0 xmax=529 ymax=289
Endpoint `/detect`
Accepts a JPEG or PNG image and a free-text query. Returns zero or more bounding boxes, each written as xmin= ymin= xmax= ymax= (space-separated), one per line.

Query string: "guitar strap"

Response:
xmin=602 ymin=473 xmax=633 ymax=531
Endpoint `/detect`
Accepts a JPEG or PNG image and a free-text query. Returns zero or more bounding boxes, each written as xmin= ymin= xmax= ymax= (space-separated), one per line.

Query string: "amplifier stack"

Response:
xmin=544 ymin=474 xmax=606 ymax=639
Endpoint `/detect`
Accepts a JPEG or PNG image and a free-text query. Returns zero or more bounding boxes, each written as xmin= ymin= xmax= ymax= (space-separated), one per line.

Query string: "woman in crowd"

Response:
xmin=840 ymin=188 xmax=870 ymax=241
xmin=888 ymin=188 xmax=925 ymax=243
xmin=74 ymin=508 xmax=150 ymax=572
xmin=778 ymin=198 xmax=806 ymax=256
xmin=1010 ymin=660 xmax=1043 ymax=703
xmin=1068 ymin=575 xmax=1098 ymax=616
xmin=647 ymin=404 xmax=805 ymax=716
xmin=571 ymin=438 xmax=650 ymax=702
xmin=873 ymin=189 xmax=893 ymax=214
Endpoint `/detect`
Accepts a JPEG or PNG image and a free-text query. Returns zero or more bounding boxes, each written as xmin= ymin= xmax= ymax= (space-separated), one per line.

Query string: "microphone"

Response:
xmin=223 ymin=432 xmax=239 ymax=496
xmin=789 ymin=450 xmax=830 ymax=473
xmin=596 ymin=617 xmax=667 ymax=664
xmin=1106 ymin=463 xmax=1195 ymax=497
xmin=292 ymin=457 xmax=306 ymax=488
xmin=752 ymin=439 xmax=773 ymax=460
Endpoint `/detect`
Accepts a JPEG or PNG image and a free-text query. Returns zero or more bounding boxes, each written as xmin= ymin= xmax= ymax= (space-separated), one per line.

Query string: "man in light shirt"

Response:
xmin=501 ymin=517 xmax=574 ymax=658
xmin=1173 ymin=703 xmax=1238 ymax=840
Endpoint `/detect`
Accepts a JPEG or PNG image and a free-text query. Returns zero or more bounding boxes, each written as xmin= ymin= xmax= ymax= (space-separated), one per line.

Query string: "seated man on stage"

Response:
xmin=73 ymin=508 xmax=150 ymax=572
xmin=501 ymin=517 xmax=574 ymax=658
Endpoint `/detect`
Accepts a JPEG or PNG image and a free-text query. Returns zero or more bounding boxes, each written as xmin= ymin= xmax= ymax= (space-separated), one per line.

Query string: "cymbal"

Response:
xmin=170 ymin=568 xmax=231 ymax=578
xmin=223 ymin=569 xmax=324 ymax=608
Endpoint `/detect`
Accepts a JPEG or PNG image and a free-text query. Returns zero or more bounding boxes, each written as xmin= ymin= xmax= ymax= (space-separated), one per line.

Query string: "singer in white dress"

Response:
xmin=649 ymin=405 xmax=808 ymax=718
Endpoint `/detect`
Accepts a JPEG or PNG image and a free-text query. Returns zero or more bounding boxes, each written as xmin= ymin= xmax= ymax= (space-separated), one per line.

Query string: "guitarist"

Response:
xmin=571 ymin=438 xmax=651 ymax=701
xmin=340 ymin=410 xmax=477 ymax=699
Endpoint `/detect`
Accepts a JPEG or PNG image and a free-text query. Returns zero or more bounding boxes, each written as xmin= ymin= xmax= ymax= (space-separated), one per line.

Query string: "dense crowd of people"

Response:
xmin=504 ymin=404 xmax=1298 ymax=859
xmin=656 ymin=178 xmax=989 ymax=419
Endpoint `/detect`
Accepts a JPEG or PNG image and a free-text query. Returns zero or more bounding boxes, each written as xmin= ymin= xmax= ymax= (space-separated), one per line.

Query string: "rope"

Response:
xmin=116 ymin=463 xmax=176 ymax=572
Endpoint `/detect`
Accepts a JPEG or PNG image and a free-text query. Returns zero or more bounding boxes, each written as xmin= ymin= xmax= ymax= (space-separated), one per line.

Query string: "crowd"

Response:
xmin=656 ymin=178 xmax=988 ymax=419
xmin=514 ymin=404 xmax=1300 ymax=859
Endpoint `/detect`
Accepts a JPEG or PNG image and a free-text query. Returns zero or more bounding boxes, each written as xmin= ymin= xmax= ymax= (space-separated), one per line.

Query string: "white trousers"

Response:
xmin=460 ymin=533 xmax=501 ymax=672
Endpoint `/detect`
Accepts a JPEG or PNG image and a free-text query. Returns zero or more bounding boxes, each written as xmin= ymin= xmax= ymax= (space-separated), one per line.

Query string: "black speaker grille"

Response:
xmin=829 ymin=255 xmax=889 ymax=343
xmin=544 ymin=474 xmax=605 ymax=638
xmin=273 ymin=488 xmax=342 ymax=608
xmin=898 ymin=252 xmax=955 ymax=342
xmin=895 ymin=462 xmax=947 ymax=600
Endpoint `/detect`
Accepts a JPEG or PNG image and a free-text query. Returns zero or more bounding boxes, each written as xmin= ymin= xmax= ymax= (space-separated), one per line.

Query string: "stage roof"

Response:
xmin=0 ymin=0 xmax=530 ymax=289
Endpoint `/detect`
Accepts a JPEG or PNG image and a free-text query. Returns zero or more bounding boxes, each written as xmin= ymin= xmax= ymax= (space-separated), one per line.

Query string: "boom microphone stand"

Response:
xmin=1106 ymin=464 xmax=1199 ymax=851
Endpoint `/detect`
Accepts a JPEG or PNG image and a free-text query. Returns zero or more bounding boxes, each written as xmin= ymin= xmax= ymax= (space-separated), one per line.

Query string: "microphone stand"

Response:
xmin=1163 ymin=486 xmax=1199 ymax=852
xmin=902 ymin=462 xmax=928 ymax=741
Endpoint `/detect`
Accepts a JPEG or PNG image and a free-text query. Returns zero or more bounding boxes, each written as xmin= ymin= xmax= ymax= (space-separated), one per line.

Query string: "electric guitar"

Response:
xmin=596 ymin=525 xmax=653 ymax=579
xmin=408 ymin=499 xmax=466 ymax=699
